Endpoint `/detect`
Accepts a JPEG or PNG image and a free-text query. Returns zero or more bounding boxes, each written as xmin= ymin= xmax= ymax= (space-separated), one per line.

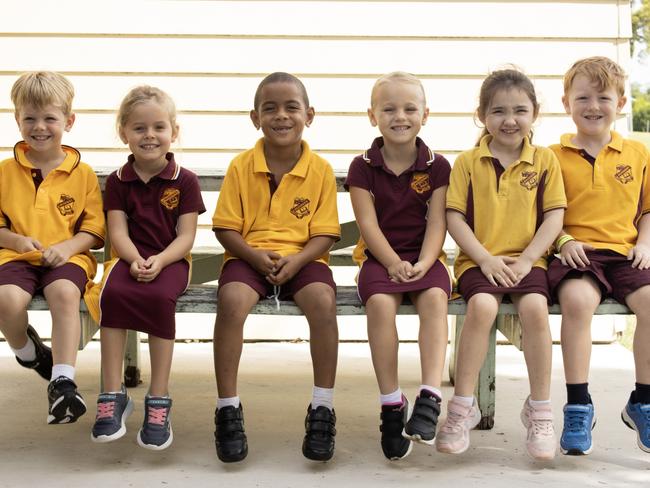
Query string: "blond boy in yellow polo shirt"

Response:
xmin=548 ymin=56 xmax=650 ymax=455
xmin=0 ymin=72 xmax=104 ymax=425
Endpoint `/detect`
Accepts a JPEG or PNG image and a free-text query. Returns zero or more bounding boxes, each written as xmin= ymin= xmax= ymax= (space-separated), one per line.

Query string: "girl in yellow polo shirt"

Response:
xmin=437 ymin=69 xmax=566 ymax=460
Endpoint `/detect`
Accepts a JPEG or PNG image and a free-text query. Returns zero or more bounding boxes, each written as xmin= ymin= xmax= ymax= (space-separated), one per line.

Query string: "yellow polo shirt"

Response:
xmin=447 ymin=136 xmax=566 ymax=279
xmin=550 ymin=131 xmax=650 ymax=256
xmin=213 ymin=138 xmax=341 ymax=265
xmin=0 ymin=142 xmax=105 ymax=283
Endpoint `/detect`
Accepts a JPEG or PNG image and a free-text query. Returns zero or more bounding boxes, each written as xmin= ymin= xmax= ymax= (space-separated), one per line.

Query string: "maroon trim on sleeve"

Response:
xmin=535 ymin=170 xmax=548 ymax=231
xmin=635 ymin=168 xmax=645 ymax=229
xmin=466 ymin=181 xmax=475 ymax=231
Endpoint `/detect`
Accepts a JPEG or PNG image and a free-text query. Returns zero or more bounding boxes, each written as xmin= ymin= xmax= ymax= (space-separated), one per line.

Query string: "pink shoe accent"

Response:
xmin=96 ymin=401 xmax=116 ymax=420
xmin=146 ymin=406 xmax=169 ymax=426
xmin=435 ymin=397 xmax=480 ymax=454
xmin=521 ymin=398 xmax=556 ymax=460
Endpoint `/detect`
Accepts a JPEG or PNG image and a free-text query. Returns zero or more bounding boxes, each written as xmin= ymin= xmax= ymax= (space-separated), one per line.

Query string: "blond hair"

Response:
xmin=370 ymin=71 xmax=426 ymax=108
xmin=11 ymin=71 xmax=74 ymax=116
xmin=116 ymin=85 xmax=177 ymax=132
xmin=563 ymin=56 xmax=626 ymax=97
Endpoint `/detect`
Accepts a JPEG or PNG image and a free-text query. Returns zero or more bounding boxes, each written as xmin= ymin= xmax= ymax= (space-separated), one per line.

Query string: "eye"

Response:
xmin=287 ymin=104 xmax=301 ymax=111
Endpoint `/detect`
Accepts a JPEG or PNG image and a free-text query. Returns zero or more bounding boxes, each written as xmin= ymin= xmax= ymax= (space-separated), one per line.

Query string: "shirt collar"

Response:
xmin=559 ymin=131 xmax=623 ymax=153
xmin=116 ymin=153 xmax=179 ymax=182
xmin=362 ymin=136 xmax=434 ymax=170
xmin=477 ymin=134 xmax=535 ymax=165
xmin=252 ymin=138 xmax=311 ymax=178
xmin=13 ymin=141 xmax=80 ymax=173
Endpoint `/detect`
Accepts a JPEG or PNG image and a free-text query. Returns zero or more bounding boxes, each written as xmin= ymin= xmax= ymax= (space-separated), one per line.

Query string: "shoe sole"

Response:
xmin=621 ymin=408 xmax=650 ymax=453
xmin=559 ymin=417 xmax=596 ymax=456
xmin=386 ymin=439 xmax=413 ymax=461
xmin=402 ymin=428 xmax=435 ymax=445
xmin=217 ymin=447 xmax=248 ymax=463
xmin=91 ymin=398 xmax=134 ymax=443
xmin=302 ymin=448 xmax=334 ymax=462
xmin=47 ymin=394 xmax=87 ymax=425
xmin=519 ymin=408 xmax=556 ymax=461
xmin=137 ymin=425 xmax=173 ymax=451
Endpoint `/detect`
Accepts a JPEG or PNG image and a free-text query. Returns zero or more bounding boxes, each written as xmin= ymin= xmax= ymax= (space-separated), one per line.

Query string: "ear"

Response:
xmin=64 ymin=113 xmax=76 ymax=132
xmin=617 ymin=95 xmax=627 ymax=114
xmin=171 ymin=124 xmax=180 ymax=143
xmin=305 ymin=107 xmax=315 ymax=127
xmin=562 ymin=95 xmax=571 ymax=115
xmin=367 ymin=108 xmax=378 ymax=127
xmin=250 ymin=109 xmax=261 ymax=130
xmin=118 ymin=127 xmax=128 ymax=144
xmin=421 ymin=107 xmax=430 ymax=125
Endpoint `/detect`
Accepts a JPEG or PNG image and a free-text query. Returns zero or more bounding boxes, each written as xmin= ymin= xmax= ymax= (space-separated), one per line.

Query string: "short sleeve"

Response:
xmin=310 ymin=162 xmax=341 ymax=239
xmin=430 ymin=154 xmax=451 ymax=191
xmin=104 ymin=172 xmax=127 ymax=212
xmin=78 ymin=167 xmax=106 ymax=244
xmin=344 ymin=156 xmax=371 ymax=192
xmin=541 ymin=150 xmax=567 ymax=212
xmin=179 ymin=169 xmax=206 ymax=215
xmin=642 ymin=148 xmax=650 ymax=215
xmin=212 ymin=160 xmax=244 ymax=232
xmin=446 ymin=153 xmax=471 ymax=214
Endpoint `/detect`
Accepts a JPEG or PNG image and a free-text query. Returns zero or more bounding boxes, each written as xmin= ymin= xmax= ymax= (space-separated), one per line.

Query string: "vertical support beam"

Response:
xmin=448 ymin=315 xmax=463 ymax=386
xmin=476 ymin=320 xmax=496 ymax=430
xmin=124 ymin=330 xmax=141 ymax=387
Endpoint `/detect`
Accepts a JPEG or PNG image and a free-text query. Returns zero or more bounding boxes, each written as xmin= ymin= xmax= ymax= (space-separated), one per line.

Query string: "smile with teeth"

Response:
xmin=391 ymin=126 xmax=410 ymax=131
xmin=584 ymin=115 xmax=602 ymax=120
xmin=31 ymin=135 xmax=50 ymax=141
xmin=501 ymin=128 xmax=519 ymax=134
xmin=140 ymin=144 xmax=159 ymax=150
xmin=273 ymin=127 xmax=292 ymax=133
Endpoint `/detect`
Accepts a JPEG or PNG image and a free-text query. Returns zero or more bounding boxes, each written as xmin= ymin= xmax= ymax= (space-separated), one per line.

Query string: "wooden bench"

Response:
xmin=26 ymin=169 xmax=632 ymax=430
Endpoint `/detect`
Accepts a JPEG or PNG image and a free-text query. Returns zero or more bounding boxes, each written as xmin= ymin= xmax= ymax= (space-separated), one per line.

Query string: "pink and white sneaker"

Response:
xmin=435 ymin=397 xmax=480 ymax=454
xmin=520 ymin=397 xmax=556 ymax=460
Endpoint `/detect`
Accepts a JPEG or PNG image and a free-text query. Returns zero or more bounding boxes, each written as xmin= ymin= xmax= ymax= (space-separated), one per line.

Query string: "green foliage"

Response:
xmin=632 ymin=0 xmax=650 ymax=56
xmin=633 ymin=84 xmax=650 ymax=132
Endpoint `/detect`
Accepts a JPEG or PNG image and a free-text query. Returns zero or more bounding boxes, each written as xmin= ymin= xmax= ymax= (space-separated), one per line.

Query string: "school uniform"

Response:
xmin=345 ymin=137 xmax=452 ymax=304
xmin=447 ymin=135 xmax=566 ymax=301
xmin=95 ymin=154 xmax=205 ymax=340
xmin=547 ymin=131 xmax=650 ymax=303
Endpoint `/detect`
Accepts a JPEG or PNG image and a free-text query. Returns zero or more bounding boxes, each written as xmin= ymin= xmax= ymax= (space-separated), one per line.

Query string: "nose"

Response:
xmin=33 ymin=118 xmax=46 ymax=130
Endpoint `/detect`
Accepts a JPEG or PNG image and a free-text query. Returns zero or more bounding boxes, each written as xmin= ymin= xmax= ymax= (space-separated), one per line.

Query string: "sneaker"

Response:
xmin=380 ymin=397 xmax=412 ymax=460
xmin=520 ymin=397 xmax=556 ymax=460
xmin=47 ymin=376 xmax=87 ymax=424
xmin=15 ymin=325 xmax=53 ymax=381
xmin=302 ymin=405 xmax=336 ymax=461
xmin=91 ymin=387 xmax=134 ymax=443
xmin=435 ymin=397 xmax=480 ymax=454
xmin=560 ymin=403 xmax=596 ymax=455
xmin=621 ymin=394 xmax=650 ymax=453
xmin=214 ymin=404 xmax=248 ymax=463
xmin=137 ymin=396 xmax=173 ymax=450
xmin=403 ymin=390 xmax=441 ymax=445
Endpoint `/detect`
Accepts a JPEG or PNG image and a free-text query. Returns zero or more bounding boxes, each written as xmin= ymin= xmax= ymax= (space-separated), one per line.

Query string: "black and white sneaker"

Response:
xmin=47 ymin=376 xmax=87 ymax=424
xmin=403 ymin=390 xmax=441 ymax=445
xmin=15 ymin=325 xmax=52 ymax=381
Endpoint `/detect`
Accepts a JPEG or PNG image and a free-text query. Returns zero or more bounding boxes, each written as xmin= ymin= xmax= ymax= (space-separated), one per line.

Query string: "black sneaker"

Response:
xmin=380 ymin=397 xmax=412 ymax=460
xmin=403 ymin=390 xmax=441 ymax=445
xmin=91 ymin=386 xmax=134 ymax=443
xmin=15 ymin=325 xmax=52 ymax=381
xmin=137 ymin=396 xmax=173 ymax=450
xmin=215 ymin=404 xmax=248 ymax=463
xmin=302 ymin=405 xmax=336 ymax=461
xmin=47 ymin=376 xmax=87 ymax=424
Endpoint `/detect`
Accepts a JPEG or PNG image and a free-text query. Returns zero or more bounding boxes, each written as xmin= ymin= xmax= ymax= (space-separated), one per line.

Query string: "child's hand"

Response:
xmin=479 ymin=255 xmax=517 ymax=287
xmin=250 ymin=249 xmax=282 ymax=276
xmin=129 ymin=258 xmax=147 ymax=280
xmin=41 ymin=242 xmax=73 ymax=268
xmin=507 ymin=256 xmax=534 ymax=285
xmin=138 ymin=255 xmax=164 ymax=282
xmin=387 ymin=260 xmax=414 ymax=283
xmin=560 ymin=240 xmax=594 ymax=268
xmin=15 ymin=236 xmax=43 ymax=254
xmin=409 ymin=261 xmax=432 ymax=281
xmin=267 ymin=254 xmax=301 ymax=285
xmin=628 ymin=243 xmax=650 ymax=269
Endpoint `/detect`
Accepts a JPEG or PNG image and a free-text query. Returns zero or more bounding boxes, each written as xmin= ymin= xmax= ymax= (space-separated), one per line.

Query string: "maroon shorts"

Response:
xmin=357 ymin=255 xmax=452 ymax=305
xmin=99 ymin=259 xmax=190 ymax=340
xmin=218 ymin=259 xmax=335 ymax=300
xmin=0 ymin=261 xmax=87 ymax=296
xmin=547 ymin=250 xmax=650 ymax=304
xmin=458 ymin=266 xmax=550 ymax=303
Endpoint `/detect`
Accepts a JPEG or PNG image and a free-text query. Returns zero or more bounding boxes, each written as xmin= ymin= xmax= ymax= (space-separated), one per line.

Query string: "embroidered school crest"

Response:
xmin=410 ymin=172 xmax=431 ymax=194
xmin=56 ymin=194 xmax=75 ymax=216
xmin=520 ymin=171 xmax=539 ymax=190
xmin=290 ymin=197 xmax=310 ymax=219
xmin=615 ymin=165 xmax=633 ymax=184
xmin=160 ymin=188 xmax=180 ymax=210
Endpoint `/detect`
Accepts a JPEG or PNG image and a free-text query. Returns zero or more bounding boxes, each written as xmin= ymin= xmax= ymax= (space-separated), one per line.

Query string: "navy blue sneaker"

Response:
xmin=137 ymin=396 xmax=173 ymax=450
xmin=47 ymin=376 xmax=87 ymax=424
xmin=380 ymin=397 xmax=412 ymax=460
xmin=560 ymin=403 xmax=596 ymax=455
xmin=15 ymin=325 xmax=52 ymax=381
xmin=621 ymin=395 xmax=650 ymax=453
xmin=91 ymin=387 xmax=134 ymax=443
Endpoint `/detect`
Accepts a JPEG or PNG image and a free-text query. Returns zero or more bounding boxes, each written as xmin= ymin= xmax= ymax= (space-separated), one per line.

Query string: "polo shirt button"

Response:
xmin=32 ymin=172 xmax=37 ymax=177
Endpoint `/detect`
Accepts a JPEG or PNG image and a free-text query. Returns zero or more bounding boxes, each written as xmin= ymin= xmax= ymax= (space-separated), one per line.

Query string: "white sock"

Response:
xmin=419 ymin=384 xmax=442 ymax=400
xmin=380 ymin=388 xmax=403 ymax=406
xmin=312 ymin=386 xmax=334 ymax=411
xmin=453 ymin=394 xmax=474 ymax=407
xmin=11 ymin=336 xmax=36 ymax=362
xmin=528 ymin=398 xmax=551 ymax=407
xmin=51 ymin=364 xmax=75 ymax=381
xmin=217 ymin=396 xmax=240 ymax=410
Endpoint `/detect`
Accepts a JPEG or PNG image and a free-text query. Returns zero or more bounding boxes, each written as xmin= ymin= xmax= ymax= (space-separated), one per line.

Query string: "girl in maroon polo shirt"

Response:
xmin=90 ymin=86 xmax=205 ymax=450
xmin=346 ymin=72 xmax=452 ymax=460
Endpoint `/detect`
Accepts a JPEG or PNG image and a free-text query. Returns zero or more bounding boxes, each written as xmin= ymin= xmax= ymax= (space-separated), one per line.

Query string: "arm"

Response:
xmin=215 ymin=228 xmax=281 ymax=276
xmin=41 ymin=232 xmax=102 ymax=268
xmin=268 ymin=235 xmax=335 ymax=285
xmin=411 ymin=185 xmax=447 ymax=280
xmin=107 ymin=209 xmax=147 ymax=279
xmin=628 ymin=213 xmax=650 ymax=269
xmin=0 ymin=228 xmax=42 ymax=253
xmin=447 ymin=209 xmax=517 ymax=287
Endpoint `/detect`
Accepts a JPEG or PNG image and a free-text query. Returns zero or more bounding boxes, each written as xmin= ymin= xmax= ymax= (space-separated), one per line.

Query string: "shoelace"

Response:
xmin=564 ymin=410 xmax=589 ymax=432
xmin=96 ymin=401 xmax=116 ymax=420
xmin=529 ymin=417 xmax=554 ymax=437
xmin=268 ymin=285 xmax=281 ymax=311
xmin=147 ymin=406 xmax=168 ymax=426
xmin=440 ymin=409 xmax=466 ymax=433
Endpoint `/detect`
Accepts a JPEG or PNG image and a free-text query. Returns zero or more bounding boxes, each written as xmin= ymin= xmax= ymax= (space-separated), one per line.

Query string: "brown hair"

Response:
xmin=116 ymin=85 xmax=177 ymax=133
xmin=11 ymin=71 xmax=74 ymax=116
xmin=253 ymin=72 xmax=309 ymax=110
xmin=563 ymin=56 xmax=626 ymax=97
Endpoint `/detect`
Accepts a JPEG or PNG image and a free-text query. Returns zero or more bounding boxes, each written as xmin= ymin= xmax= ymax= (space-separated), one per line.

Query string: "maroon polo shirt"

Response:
xmin=345 ymin=137 xmax=451 ymax=257
xmin=104 ymin=153 xmax=206 ymax=258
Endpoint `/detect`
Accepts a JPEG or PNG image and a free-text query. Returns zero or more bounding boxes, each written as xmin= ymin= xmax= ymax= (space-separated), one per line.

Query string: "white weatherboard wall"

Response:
xmin=0 ymin=0 xmax=632 ymax=340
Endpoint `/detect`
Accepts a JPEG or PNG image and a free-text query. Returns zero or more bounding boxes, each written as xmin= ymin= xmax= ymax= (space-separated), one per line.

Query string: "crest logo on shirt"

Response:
xmin=290 ymin=197 xmax=310 ymax=219
xmin=615 ymin=165 xmax=633 ymax=184
xmin=160 ymin=188 xmax=180 ymax=210
xmin=410 ymin=172 xmax=431 ymax=194
xmin=56 ymin=194 xmax=75 ymax=216
xmin=520 ymin=171 xmax=539 ymax=190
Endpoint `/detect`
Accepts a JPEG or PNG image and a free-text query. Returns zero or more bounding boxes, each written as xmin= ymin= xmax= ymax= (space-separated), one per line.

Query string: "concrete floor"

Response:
xmin=0 ymin=341 xmax=648 ymax=488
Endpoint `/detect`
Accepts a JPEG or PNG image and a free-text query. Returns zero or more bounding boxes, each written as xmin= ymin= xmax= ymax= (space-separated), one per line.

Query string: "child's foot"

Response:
xmin=302 ymin=404 xmax=336 ymax=461
xmin=560 ymin=403 xmax=596 ymax=455
xmin=520 ymin=397 xmax=556 ymax=460
xmin=403 ymin=389 xmax=441 ymax=445
xmin=214 ymin=404 xmax=248 ymax=462
xmin=435 ymin=397 xmax=480 ymax=454
xmin=91 ymin=387 xmax=134 ymax=443
xmin=621 ymin=394 xmax=650 ymax=453
xmin=15 ymin=325 xmax=52 ymax=381
xmin=137 ymin=396 xmax=173 ymax=450
xmin=47 ymin=376 xmax=87 ymax=424
xmin=380 ymin=396 xmax=412 ymax=460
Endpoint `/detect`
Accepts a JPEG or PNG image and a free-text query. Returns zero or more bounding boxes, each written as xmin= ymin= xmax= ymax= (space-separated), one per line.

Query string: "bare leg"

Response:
xmin=100 ymin=327 xmax=127 ymax=392
xmin=43 ymin=279 xmax=81 ymax=366
xmin=410 ymin=287 xmax=448 ymax=388
xmin=625 ymin=285 xmax=650 ymax=385
xmin=149 ymin=335 xmax=175 ymax=397
xmin=0 ymin=284 xmax=32 ymax=348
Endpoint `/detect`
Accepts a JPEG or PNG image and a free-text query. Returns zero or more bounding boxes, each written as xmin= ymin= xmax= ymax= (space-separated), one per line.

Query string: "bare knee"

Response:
xmin=216 ymin=284 xmax=257 ymax=326
xmin=465 ymin=293 xmax=499 ymax=331
xmin=0 ymin=286 xmax=30 ymax=317
xmin=44 ymin=280 xmax=81 ymax=313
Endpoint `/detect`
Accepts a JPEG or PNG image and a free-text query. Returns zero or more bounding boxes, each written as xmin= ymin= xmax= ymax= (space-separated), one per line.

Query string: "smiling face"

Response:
xmin=119 ymin=100 xmax=178 ymax=167
xmin=15 ymin=103 xmax=74 ymax=157
xmin=481 ymin=87 xmax=537 ymax=153
xmin=368 ymin=80 xmax=428 ymax=147
xmin=563 ymin=74 xmax=626 ymax=141
xmin=250 ymin=81 xmax=314 ymax=152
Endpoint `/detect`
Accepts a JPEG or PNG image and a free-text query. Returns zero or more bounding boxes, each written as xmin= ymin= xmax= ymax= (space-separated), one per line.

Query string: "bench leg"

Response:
xmin=124 ymin=330 xmax=142 ymax=387
xmin=476 ymin=321 xmax=496 ymax=430
xmin=448 ymin=315 xmax=463 ymax=386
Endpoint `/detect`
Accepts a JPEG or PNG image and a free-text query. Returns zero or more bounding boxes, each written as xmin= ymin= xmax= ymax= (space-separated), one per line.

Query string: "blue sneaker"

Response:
xmin=137 ymin=396 xmax=173 ymax=450
xmin=621 ymin=397 xmax=650 ymax=453
xmin=91 ymin=387 xmax=134 ymax=443
xmin=560 ymin=403 xmax=596 ymax=455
